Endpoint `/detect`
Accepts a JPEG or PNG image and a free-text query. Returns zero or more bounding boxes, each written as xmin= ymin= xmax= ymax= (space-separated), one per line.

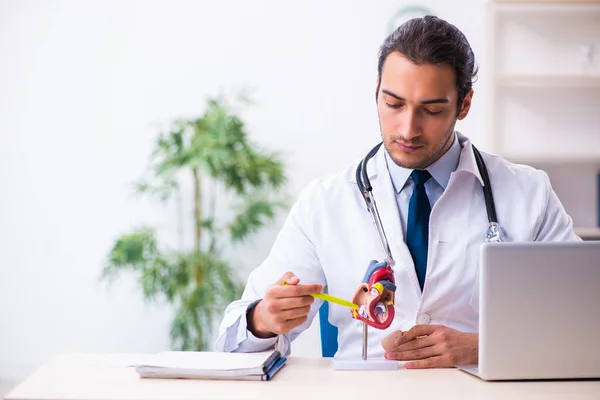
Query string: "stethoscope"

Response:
xmin=355 ymin=142 xmax=503 ymax=269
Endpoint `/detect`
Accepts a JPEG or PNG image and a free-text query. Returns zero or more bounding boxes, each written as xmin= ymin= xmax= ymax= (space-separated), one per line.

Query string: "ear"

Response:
xmin=457 ymin=89 xmax=474 ymax=120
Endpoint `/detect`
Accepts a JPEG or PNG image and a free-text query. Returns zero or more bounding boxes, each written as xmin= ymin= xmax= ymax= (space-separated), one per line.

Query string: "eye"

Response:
xmin=423 ymin=108 xmax=442 ymax=115
xmin=385 ymin=103 xmax=402 ymax=109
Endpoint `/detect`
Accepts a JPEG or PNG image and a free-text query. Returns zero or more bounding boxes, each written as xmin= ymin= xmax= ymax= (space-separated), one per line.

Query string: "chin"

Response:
xmin=389 ymin=153 xmax=431 ymax=170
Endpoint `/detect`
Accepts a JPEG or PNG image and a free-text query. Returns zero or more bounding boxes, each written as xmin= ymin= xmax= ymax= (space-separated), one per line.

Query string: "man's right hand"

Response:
xmin=247 ymin=272 xmax=323 ymax=338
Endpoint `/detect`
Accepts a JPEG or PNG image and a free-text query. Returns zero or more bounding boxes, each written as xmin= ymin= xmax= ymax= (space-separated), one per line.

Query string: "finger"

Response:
xmin=398 ymin=325 xmax=440 ymax=345
xmin=277 ymin=272 xmax=298 ymax=285
xmin=268 ymin=283 xmax=323 ymax=298
xmin=385 ymin=344 xmax=439 ymax=361
xmin=277 ymin=305 xmax=312 ymax=321
xmin=273 ymin=315 xmax=308 ymax=334
xmin=405 ymin=356 xmax=452 ymax=369
xmin=276 ymin=295 xmax=315 ymax=311
xmin=393 ymin=334 xmax=437 ymax=352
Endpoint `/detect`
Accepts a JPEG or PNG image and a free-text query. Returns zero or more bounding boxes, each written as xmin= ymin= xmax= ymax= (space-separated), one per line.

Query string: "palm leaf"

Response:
xmin=228 ymin=195 xmax=288 ymax=243
xmin=101 ymin=228 xmax=158 ymax=280
xmin=103 ymin=92 xmax=288 ymax=351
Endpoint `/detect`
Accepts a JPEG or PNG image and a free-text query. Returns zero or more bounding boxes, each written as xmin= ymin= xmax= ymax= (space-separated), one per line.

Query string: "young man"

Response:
xmin=215 ymin=16 xmax=579 ymax=368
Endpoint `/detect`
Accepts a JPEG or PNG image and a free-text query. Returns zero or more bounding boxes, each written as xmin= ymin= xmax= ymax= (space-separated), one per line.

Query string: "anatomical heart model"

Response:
xmin=351 ymin=260 xmax=396 ymax=329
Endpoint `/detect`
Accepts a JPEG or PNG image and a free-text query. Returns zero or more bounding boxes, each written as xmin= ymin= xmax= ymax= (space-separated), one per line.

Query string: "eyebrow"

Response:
xmin=381 ymin=89 xmax=449 ymax=105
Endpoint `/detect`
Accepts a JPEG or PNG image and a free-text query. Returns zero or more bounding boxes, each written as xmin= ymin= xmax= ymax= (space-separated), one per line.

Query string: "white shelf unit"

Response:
xmin=485 ymin=0 xmax=600 ymax=232
xmin=485 ymin=0 xmax=600 ymax=161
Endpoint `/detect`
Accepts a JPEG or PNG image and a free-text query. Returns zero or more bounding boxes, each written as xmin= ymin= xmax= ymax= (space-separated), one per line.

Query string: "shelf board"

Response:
xmin=494 ymin=0 xmax=600 ymax=3
xmin=497 ymin=75 xmax=600 ymax=88
xmin=502 ymin=154 xmax=600 ymax=165
xmin=574 ymin=227 xmax=600 ymax=240
xmin=494 ymin=2 xmax=600 ymax=13
xmin=495 ymin=0 xmax=600 ymax=2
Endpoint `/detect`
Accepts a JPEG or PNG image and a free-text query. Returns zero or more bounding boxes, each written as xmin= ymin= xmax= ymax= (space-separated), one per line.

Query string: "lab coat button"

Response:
xmin=417 ymin=313 xmax=431 ymax=325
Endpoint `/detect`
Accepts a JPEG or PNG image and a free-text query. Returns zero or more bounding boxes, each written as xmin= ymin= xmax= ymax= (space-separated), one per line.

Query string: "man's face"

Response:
xmin=376 ymin=52 xmax=473 ymax=169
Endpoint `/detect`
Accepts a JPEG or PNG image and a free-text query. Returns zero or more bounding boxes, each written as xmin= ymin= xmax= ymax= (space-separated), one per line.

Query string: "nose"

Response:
xmin=399 ymin=108 xmax=419 ymax=140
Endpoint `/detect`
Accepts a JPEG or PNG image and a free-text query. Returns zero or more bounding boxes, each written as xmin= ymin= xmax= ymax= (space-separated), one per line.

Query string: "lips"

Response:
xmin=396 ymin=141 xmax=422 ymax=153
xmin=351 ymin=262 xmax=396 ymax=330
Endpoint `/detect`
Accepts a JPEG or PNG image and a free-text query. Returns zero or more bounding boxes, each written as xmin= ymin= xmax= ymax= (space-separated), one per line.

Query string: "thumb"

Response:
xmin=382 ymin=330 xmax=403 ymax=351
xmin=277 ymin=271 xmax=299 ymax=286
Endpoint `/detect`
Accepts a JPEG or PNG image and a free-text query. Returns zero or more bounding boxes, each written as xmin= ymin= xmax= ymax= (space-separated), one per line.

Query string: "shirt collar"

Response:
xmin=384 ymin=132 xmax=462 ymax=193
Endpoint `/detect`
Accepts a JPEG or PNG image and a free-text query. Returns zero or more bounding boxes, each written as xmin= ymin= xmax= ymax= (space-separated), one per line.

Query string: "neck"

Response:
xmin=422 ymin=130 xmax=455 ymax=169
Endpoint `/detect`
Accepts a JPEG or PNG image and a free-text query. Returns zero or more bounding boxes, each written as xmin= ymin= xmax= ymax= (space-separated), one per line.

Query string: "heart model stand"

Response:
xmin=330 ymin=321 xmax=400 ymax=370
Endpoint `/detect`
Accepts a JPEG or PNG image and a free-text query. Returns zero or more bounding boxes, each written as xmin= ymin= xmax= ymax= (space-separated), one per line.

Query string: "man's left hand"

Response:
xmin=382 ymin=325 xmax=478 ymax=369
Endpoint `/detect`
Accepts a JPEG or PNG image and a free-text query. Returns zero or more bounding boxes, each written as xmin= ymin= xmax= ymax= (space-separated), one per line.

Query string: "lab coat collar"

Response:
xmin=454 ymin=131 xmax=485 ymax=187
xmin=350 ymin=131 xmax=484 ymax=187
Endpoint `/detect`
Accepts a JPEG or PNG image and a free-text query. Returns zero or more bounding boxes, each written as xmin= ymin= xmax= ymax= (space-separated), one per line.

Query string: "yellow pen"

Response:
xmin=282 ymin=281 xmax=359 ymax=309
xmin=311 ymin=292 xmax=359 ymax=309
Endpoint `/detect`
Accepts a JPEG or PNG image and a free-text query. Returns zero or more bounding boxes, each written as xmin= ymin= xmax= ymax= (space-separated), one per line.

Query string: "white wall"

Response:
xmin=0 ymin=0 xmax=487 ymax=382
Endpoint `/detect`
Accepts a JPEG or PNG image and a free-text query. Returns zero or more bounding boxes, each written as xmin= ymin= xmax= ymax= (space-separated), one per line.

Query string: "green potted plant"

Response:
xmin=100 ymin=93 xmax=288 ymax=350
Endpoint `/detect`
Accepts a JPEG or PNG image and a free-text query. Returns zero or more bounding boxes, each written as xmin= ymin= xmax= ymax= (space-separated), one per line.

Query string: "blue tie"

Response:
xmin=406 ymin=170 xmax=432 ymax=291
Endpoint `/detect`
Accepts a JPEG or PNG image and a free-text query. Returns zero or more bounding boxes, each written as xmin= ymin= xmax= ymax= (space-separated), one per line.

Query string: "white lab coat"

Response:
xmin=215 ymin=132 xmax=580 ymax=360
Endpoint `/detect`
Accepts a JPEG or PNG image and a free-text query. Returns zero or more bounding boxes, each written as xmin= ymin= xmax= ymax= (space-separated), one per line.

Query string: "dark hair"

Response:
xmin=376 ymin=15 xmax=478 ymax=113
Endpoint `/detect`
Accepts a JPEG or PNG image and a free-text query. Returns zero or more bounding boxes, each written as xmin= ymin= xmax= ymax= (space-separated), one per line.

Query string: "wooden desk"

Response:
xmin=5 ymin=354 xmax=600 ymax=400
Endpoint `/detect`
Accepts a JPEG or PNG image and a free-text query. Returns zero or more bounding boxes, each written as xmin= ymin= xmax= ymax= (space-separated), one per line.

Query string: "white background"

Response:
xmin=1 ymin=0 xmax=533 ymax=384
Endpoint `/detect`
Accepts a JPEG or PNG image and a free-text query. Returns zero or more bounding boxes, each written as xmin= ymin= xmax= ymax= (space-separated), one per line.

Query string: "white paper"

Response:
xmin=137 ymin=350 xmax=277 ymax=373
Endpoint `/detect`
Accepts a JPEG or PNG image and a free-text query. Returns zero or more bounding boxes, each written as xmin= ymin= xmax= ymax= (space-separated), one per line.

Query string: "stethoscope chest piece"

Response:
xmin=486 ymin=222 xmax=503 ymax=243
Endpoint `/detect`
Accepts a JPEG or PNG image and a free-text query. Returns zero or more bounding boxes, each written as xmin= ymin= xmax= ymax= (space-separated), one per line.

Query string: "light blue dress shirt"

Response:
xmin=384 ymin=133 xmax=462 ymax=239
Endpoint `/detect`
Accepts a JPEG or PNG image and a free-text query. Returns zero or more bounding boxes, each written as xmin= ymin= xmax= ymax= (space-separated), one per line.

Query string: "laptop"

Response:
xmin=458 ymin=241 xmax=600 ymax=381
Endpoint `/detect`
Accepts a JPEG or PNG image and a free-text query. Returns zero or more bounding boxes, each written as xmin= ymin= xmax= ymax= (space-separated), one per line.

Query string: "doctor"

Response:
xmin=215 ymin=16 xmax=580 ymax=368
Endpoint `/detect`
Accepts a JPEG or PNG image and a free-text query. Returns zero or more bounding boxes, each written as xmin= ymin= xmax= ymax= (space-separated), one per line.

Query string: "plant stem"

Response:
xmin=192 ymin=168 xmax=202 ymax=257
xmin=192 ymin=167 xmax=203 ymax=288
xmin=209 ymin=178 xmax=217 ymax=253
xmin=177 ymin=187 xmax=184 ymax=251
